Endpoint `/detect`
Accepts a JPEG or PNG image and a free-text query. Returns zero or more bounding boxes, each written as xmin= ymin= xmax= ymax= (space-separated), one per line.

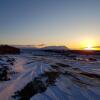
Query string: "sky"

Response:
xmin=0 ymin=0 xmax=100 ymax=49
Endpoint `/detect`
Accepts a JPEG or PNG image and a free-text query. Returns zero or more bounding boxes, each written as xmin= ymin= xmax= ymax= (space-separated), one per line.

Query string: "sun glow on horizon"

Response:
xmin=84 ymin=44 xmax=94 ymax=50
xmin=80 ymin=39 xmax=96 ymax=50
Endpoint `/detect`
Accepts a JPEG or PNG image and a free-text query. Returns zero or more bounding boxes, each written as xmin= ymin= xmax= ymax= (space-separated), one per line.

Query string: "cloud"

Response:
xmin=36 ymin=44 xmax=45 ymax=47
xmin=33 ymin=44 xmax=46 ymax=48
xmin=93 ymin=46 xmax=100 ymax=48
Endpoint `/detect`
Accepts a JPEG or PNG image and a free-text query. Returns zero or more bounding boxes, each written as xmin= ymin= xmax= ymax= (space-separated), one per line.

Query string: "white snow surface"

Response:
xmin=0 ymin=53 xmax=100 ymax=100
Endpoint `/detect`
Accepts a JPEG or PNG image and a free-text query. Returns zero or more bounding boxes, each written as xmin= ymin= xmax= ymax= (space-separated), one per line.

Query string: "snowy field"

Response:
xmin=0 ymin=52 xmax=100 ymax=100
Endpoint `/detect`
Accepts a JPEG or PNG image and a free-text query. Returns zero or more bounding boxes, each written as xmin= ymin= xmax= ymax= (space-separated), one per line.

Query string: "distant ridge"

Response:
xmin=0 ymin=45 xmax=20 ymax=54
xmin=42 ymin=46 xmax=69 ymax=50
xmin=12 ymin=45 xmax=69 ymax=50
xmin=11 ymin=45 xmax=37 ymax=49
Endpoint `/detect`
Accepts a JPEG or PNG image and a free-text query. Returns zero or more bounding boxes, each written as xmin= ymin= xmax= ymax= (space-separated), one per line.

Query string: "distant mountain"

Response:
xmin=12 ymin=45 xmax=69 ymax=51
xmin=12 ymin=45 xmax=68 ymax=50
xmin=12 ymin=44 xmax=45 ymax=49
xmin=11 ymin=45 xmax=37 ymax=49
xmin=42 ymin=46 xmax=69 ymax=51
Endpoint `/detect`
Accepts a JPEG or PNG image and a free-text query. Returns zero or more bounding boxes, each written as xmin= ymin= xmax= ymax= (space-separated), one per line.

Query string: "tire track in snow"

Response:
xmin=0 ymin=58 xmax=43 ymax=100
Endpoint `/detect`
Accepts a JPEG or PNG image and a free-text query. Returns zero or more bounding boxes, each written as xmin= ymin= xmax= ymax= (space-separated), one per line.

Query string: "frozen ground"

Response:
xmin=0 ymin=53 xmax=100 ymax=100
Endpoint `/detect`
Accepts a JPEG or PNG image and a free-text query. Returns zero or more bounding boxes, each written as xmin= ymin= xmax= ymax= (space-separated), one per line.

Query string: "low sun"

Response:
xmin=81 ymin=39 xmax=96 ymax=50
xmin=84 ymin=44 xmax=94 ymax=50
